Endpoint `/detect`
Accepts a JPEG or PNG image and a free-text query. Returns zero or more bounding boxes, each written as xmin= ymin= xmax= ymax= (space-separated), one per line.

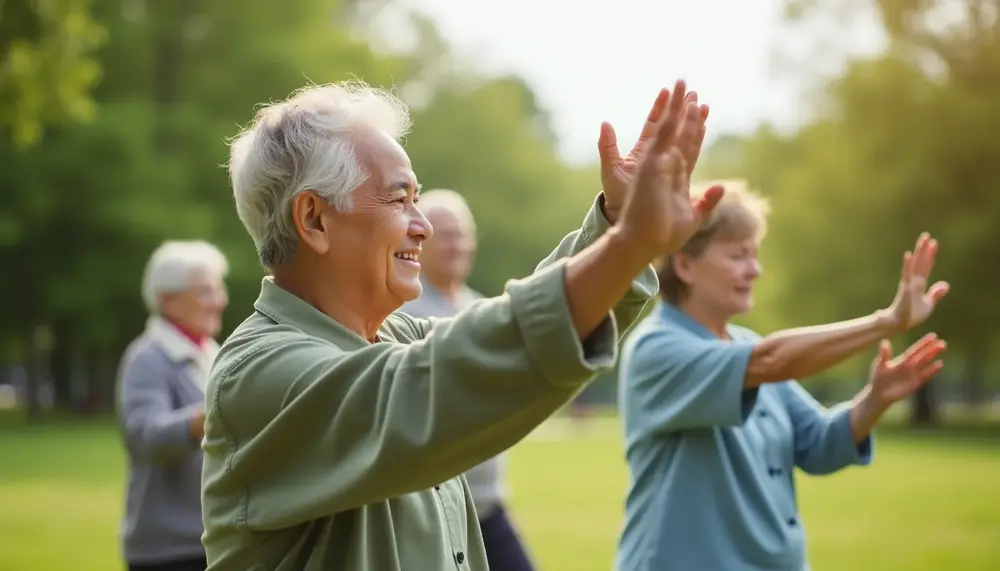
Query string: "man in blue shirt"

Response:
xmin=615 ymin=181 xmax=949 ymax=571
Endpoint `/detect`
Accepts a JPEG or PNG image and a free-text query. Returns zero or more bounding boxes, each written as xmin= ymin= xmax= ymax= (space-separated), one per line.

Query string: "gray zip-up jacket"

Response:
xmin=115 ymin=317 xmax=217 ymax=565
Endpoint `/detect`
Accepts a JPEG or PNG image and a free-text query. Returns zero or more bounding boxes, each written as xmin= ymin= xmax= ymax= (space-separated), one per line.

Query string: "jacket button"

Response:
xmin=456 ymin=551 xmax=465 ymax=564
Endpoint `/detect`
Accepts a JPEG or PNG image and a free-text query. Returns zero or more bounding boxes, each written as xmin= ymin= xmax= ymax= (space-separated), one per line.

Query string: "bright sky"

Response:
xmin=389 ymin=0 xmax=886 ymax=165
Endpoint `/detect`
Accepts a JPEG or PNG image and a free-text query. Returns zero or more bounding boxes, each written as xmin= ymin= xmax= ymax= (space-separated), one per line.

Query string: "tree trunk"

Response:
xmin=910 ymin=380 xmax=938 ymax=426
xmin=24 ymin=325 xmax=53 ymax=421
xmin=963 ymin=348 xmax=987 ymax=411
xmin=88 ymin=349 xmax=117 ymax=414
xmin=49 ymin=320 xmax=74 ymax=411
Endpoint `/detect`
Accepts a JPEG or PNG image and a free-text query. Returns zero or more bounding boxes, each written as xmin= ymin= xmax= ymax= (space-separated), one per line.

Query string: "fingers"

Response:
xmin=673 ymin=102 xmax=702 ymax=165
xmin=598 ymin=121 xmax=622 ymax=177
xmin=665 ymin=147 xmax=686 ymax=190
xmin=901 ymin=332 xmax=939 ymax=358
xmin=894 ymin=334 xmax=946 ymax=370
xmin=899 ymin=250 xmax=913 ymax=284
xmin=675 ymin=93 xmax=707 ymax=175
xmin=685 ymin=103 xmax=710 ymax=173
xmin=919 ymin=360 xmax=944 ymax=381
xmin=889 ymin=332 xmax=935 ymax=366
xmin=693 ymin=185 xmax=724 ymax=218
xmin=912 ymin=232 xmax=937 ymax=277
xmin=649 ymin=79 xmax=688 ymax=155
xmin=911 ymin=337 xmax=947 ymax=366
xmin=636 ymin=88 xmax=670 ymax=141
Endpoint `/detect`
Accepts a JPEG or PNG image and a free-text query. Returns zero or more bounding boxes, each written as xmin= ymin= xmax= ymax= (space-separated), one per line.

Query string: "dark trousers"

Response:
xmin=127 ymin=556 xmax=207 ymax=571
xmin=480 ymin=506 xmax=536 ymax=571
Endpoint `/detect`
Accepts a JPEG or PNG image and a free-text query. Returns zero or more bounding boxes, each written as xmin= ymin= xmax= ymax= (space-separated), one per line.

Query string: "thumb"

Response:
xmin=693 ymin=185 xmax=724 ymax=218
xmin=927 ymin=281 xmax=950 ymax=304
xmin=877 ymin=339 xmax=892 ymax=367
xmin=598 ymin=122 xmax=621 ymax=177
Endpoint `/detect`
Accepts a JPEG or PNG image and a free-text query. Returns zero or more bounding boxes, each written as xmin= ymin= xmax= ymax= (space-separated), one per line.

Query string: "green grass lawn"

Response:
xmin=1 ymin=418 xmax=998 ymax=570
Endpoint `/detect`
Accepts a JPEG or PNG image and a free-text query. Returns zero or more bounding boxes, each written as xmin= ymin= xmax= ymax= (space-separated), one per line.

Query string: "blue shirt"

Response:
xmin=614 ymin=302 xmax=873 ymax=571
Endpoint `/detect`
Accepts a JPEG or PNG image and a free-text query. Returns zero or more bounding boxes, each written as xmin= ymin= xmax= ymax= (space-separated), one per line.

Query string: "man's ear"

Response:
xmin=292 ymin=191 xmax=331 ymax=255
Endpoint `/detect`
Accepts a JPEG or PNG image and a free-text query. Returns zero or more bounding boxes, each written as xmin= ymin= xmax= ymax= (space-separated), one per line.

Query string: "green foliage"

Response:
xmin=0 ymin=0 xmax=106 ymax=147
xmin=0 ymin=0 xmax=604 ymax=406
xmin=406 ymin=75 xmax=594 ymax=295
xmin=700 ymin=0 xmax=1000 ymax=395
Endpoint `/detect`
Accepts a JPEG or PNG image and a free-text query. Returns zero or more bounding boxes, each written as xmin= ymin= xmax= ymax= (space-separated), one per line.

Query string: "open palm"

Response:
xmin=868 ymin=334 xmax=947 ymax=406
xmin=598 ymin=89 xmax=709 ymax=222
xmin=614 ymin=79 xmax=724 ymax=257
xmin=887 ymin=233 xmax=950 ymax=331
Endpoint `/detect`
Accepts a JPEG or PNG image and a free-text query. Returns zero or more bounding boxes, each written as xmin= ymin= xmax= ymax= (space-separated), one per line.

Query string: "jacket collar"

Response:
xmin=146 ymin=316 xmax=219 ymax=363
xmin=253 ymin=277 xmax=374 ymax=350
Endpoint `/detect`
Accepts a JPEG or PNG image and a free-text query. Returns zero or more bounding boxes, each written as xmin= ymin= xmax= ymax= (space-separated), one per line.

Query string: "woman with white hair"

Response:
xmin=200 ymin=79 xmax=721 ymax=571
xmin=116 ymin=240 xmax=229 ymax=571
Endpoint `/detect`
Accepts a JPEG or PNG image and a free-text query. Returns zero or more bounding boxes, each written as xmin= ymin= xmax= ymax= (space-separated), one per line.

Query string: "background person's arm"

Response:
xmin=744 ymin=311 xmax=898 ymax=387
xmin=621 ymin=313 xmax=906 ymax=433
xmin=118 ymin=347 xmax=202 ymax=465
xmin=747 ymin=232 xmax=947 ymax=387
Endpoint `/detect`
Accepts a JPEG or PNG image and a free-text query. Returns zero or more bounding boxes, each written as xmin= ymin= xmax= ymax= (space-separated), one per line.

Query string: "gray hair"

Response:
xmin=418 ymin=189 xmax=477 ymax=234
xmin=227 ymin=81 xmax=413 ymax=267
xmin=141 ymin=240 xmax=229 ymax=313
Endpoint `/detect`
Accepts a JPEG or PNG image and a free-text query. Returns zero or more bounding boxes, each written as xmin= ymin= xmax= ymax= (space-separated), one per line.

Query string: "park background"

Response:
xmin=1 ymin=0 xmax=999 ymax=569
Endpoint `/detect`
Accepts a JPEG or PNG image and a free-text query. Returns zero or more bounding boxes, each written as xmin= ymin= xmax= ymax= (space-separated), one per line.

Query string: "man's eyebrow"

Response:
xmin=388 ymin=181 xmax=421 ymax=193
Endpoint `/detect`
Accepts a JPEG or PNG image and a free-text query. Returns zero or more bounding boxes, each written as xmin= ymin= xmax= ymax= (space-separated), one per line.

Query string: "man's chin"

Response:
xmin=393 ymin=281 xmax=423 ymax=304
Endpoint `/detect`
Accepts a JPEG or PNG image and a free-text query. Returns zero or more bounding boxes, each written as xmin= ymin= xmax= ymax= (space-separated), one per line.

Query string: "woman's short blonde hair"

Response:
xmin=657 ymin=180 xmax=771 ymax=304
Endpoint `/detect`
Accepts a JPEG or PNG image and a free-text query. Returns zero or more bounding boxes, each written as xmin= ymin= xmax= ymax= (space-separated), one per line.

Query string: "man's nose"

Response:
xmin=410 ymin=207 xmax=433 ymax=242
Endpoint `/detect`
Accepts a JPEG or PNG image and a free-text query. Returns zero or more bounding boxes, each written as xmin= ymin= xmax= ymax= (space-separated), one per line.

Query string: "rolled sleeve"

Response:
xmin=531 ymin=193 xmax=658 ymax=342
xmin=508 ymin=260 xmax=618 ymax=388
xmin=581 ymin=193 xmax=613 ymax=241
xmin=783 ymin=383 xmax=874 ymax=475
xmin=822 ymin=403 xmax=874 ymax=466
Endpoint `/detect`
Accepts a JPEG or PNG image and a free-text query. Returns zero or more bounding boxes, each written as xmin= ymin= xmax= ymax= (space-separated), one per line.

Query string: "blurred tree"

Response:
xmin=758 ymin=0 xmax=1000 ymax=421
xmin=0 ymin=0 xmax=594 ymax=416
xmin=406 ymin=76 xmax=594 ymax=296
xmin=0 ymin=0 xmax=106 ymax=147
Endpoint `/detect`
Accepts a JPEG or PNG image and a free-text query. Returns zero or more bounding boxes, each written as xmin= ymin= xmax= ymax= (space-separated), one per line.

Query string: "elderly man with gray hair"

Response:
xmin=116 ymin=240 xmax=229 ymax=571
xmin=202 ymin=79 xmax=720 ymax=571
xmin=400 ymin=189 xmax=536 ymax=571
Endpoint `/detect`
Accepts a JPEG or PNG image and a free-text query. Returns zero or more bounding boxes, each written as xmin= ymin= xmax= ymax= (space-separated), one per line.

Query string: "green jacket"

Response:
xmin=201 ymin=196 xmax=657 ymax=570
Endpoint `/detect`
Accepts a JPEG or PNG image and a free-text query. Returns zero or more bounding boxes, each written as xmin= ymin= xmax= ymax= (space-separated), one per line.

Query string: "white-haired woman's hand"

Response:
xmin=612 ymin=80 xmax=723 ymax=258
xmin=598 ymin=86 xmax=709 ymax=223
